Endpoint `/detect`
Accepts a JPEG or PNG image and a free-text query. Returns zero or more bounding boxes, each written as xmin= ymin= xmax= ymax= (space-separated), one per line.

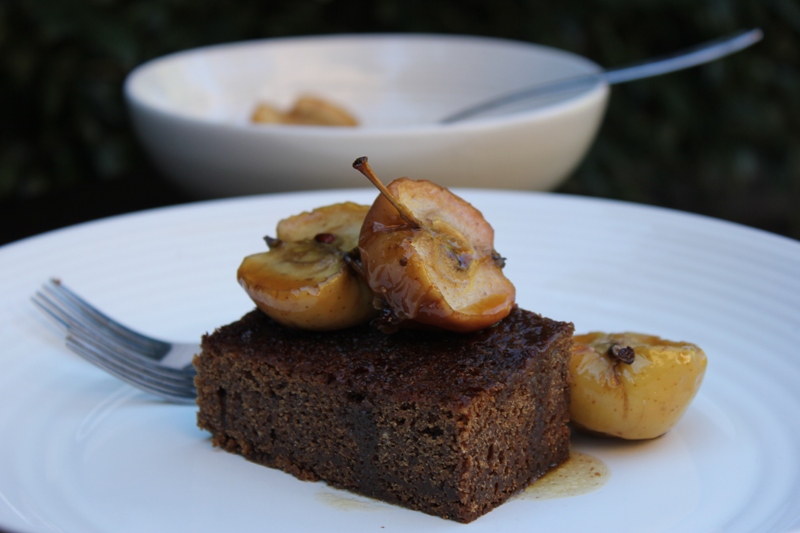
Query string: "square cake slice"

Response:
xmin=195 ymin=306 xmax=573 ymax=523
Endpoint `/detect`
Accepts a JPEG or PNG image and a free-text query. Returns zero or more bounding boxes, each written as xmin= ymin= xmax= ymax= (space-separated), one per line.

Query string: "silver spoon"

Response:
xmin=441 ymin=28 xmax=763 ymax=124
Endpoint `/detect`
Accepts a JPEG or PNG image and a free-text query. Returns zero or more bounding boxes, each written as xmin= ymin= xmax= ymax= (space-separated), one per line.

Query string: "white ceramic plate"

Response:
xmin=1 ymin=190 xmax=799 ymax=533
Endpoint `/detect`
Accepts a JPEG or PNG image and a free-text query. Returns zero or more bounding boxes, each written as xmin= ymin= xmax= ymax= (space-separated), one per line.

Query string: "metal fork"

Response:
xmin=33 ymin=279 xmax=198 ymax=404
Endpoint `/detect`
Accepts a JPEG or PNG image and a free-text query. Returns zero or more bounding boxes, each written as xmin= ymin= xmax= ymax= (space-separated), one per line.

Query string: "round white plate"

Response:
xmin=1 ymin=190 xmax=799 ymax=533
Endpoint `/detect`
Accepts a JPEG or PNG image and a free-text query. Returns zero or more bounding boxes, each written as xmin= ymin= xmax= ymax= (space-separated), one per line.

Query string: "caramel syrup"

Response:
xmin=314 ymin=490 xmax=384 ymax=512
xmin=515 ymin=451 xmax=610 ymax=501
xmin=315 ymin=451 xmax=609 ymax=513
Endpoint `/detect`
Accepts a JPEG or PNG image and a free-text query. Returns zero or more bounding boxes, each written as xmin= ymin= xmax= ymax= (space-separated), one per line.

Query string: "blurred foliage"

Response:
xmin=2 ymin=0 xmax=798 ymax=238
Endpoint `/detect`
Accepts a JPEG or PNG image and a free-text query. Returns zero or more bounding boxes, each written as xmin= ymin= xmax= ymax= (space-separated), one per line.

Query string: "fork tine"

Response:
xmin=33 ymin=287 xmax=159 ymax=365
xmin=71 ymin=330 xmax=197 ymax=383
xmin=36 ymin=289 xmax=198 ymax=372
xmin=40 ymin=279 xmax=171 ymax=359
xmin=67 ymin=338 xmax=197 ymax=403
xmin=32 ymin=291 xmax=198 ymax=371
xmin=34 ymin=280 xmax=199 ymax=404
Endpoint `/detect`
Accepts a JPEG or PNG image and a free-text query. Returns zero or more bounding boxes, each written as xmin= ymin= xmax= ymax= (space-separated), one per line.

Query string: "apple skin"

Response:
xmin=569 ymin=332 xmax=708 ymax=440
xmin=358 ymin=178 xmax=515 ymax=333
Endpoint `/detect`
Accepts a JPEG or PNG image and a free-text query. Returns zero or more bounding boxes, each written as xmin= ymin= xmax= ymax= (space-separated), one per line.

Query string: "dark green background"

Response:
xmin=2 ymin=0 xmax=798 ymax=239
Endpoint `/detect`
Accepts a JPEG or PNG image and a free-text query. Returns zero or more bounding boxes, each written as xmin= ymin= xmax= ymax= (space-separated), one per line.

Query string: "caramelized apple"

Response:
xmin=251 ymin=103 xmax=284 ymax=124
xmin=354 ymin=157 xmax=515 ymax=333
xmin=237 ymin=203 xmax=375 ymax=330
xmin=569 ymin=332 xmax=707 ymax=440
xmin=276 ymin=202 xmax=367 ymax=252
xmin=284 ymin=95 xmax=358 ymax=126
xmin=251 ymin=95 xmax=358 ymax=127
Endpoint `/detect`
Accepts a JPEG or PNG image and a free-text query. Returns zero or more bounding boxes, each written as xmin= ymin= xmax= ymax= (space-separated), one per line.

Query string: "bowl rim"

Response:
xmin=124 ymin=32 xmax=608 ymax=137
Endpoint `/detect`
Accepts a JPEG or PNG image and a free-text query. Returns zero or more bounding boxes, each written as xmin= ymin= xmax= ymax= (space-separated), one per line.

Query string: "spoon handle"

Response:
xmin=604 ymin=28 xmax=762 ymax=84
xmin=441 ymin=28 xmax=763 ymax=124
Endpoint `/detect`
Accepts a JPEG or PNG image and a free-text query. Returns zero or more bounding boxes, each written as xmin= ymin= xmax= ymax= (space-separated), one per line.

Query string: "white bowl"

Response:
xmin=124 ymin=34 xmax=608 ymax=197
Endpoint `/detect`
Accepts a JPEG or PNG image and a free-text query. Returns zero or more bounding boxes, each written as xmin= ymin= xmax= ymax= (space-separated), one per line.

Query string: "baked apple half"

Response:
xmin=354 ymin=157 xmax=515 ymax=333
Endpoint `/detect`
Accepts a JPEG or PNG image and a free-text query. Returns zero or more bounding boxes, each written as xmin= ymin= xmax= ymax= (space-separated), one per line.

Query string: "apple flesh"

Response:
xmin=569 ymin=332 xmax=708 ymax=440
xmin=276 ymin=201 xmax=367 ymax=252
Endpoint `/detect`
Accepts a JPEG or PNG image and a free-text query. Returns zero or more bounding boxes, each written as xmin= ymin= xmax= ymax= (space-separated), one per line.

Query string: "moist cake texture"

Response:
xmin=195 ymin=306 xmax=573 ymax=523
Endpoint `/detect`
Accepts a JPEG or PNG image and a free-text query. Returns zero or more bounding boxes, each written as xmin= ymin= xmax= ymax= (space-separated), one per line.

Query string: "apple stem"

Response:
xmin=263 ymin=235 xmax=282 ymax=249
xmin=353 ymin=157 xmax=421 ymax=229
xmin=608 ymin=344 xmax=635 ymax=364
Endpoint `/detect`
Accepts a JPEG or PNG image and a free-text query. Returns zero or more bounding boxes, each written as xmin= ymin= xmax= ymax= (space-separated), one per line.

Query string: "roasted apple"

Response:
xmin=284 ymin=95 xmax=358 ymax=126
xmin=237 ymin=203 xmax=375 ymax=330
xmin=251 ymin=95 xmax=358 ymax=127
xmin=251 ymin=103 xmax=284 ymax=124
xmin=276 ymin=202 xmax=367 ymax=252
xmin=354 ymin=157 xmax=515 ymax=333
xmin=569 ymin=332 xmax=707 ymax=440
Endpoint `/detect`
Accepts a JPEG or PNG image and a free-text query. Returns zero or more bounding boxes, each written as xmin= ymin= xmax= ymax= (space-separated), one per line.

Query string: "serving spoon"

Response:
xmin=441 ymin=28 xmax=763 ymax=123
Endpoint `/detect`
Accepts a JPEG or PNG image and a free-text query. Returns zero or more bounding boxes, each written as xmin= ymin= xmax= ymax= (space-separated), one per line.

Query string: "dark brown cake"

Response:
xmin=195 ymin=306 xmax=573 ymax=523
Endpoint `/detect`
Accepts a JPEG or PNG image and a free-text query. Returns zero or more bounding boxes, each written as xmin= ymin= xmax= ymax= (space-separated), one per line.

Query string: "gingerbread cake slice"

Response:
xmin=195 ymin=306 xmax=573 ymax=523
